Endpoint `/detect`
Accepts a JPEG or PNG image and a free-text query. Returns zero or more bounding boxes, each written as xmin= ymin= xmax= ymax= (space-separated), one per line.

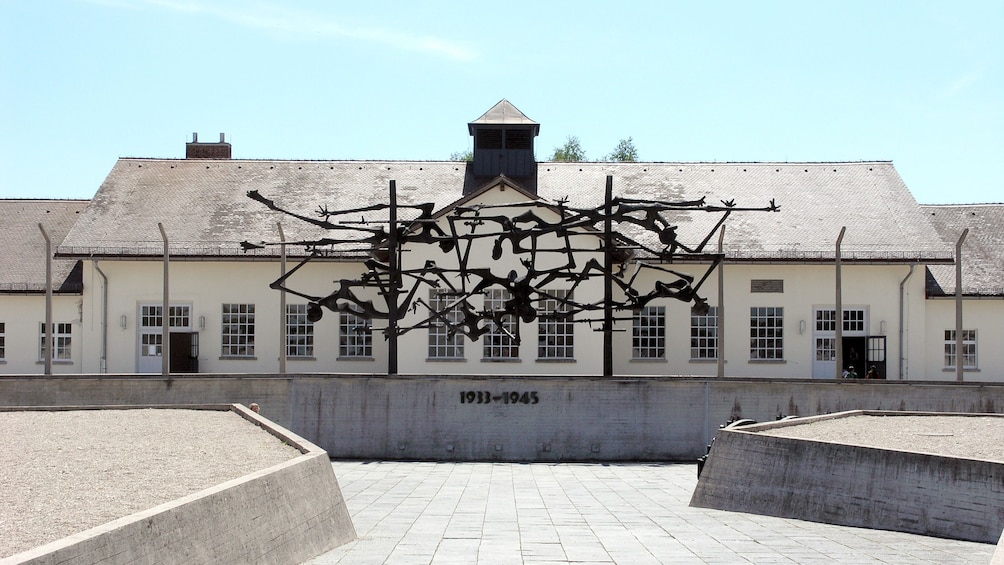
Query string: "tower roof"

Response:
xmin=468 ymin=99 xmax=539 ymax=135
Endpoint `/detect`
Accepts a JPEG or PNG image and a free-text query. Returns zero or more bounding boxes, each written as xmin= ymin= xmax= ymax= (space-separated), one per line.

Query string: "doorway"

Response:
xmin=137 ymin=303 xmax=195 ymax=373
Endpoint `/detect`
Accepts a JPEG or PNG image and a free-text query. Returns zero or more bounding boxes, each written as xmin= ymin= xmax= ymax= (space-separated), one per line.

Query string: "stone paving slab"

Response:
xmin=305 ymin=461 xmax=996 ymax=565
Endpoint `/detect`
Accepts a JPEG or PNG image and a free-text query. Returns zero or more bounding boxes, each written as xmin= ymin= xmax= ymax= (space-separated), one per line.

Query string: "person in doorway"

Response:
xmin=842 ymin=365 xmax=859 ymax=379
xmin=866 ymin=366 xmax=880 ymax=379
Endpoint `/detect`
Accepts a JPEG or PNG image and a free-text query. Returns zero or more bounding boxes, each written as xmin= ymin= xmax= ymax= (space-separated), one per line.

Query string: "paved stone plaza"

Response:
xmin=306 ymin=461 xmax=996 ymax=565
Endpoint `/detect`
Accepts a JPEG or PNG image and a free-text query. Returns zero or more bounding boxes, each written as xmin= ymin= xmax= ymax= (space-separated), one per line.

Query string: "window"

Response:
xmin=286 ymin=304 xmax=314 ymax=358
xmin=39 ymin=323 xmax=72 ymax=362
xmin=0 ymin=322 xmax=5 ymax=361
xmin=141 ymin=305 xmax=191 ymax=329
xmin=428 ymin=290 xmax=464 ymax=359
xmin=815 ymin=337 xmax=835 ymax=361
xmin=815 ymin=309 xmax=836 ymax=332
xmin=750 ymin=307 xmax=783 ymax=360
xmin=944 ymin=330 xmax=977 ymax=369
xmin=483 ymin=289 xmax=518 ymax=360
xmin=690 ymin=307 xmax=719 ymax=360
xmin=339 ymin=312 xmax=372 ymax=358
xmin=843 ymin=309 xmax=865 ymax=332
xmin=221 ymin=304 xmax=255 ymax=357
xmin=142 ymin=333 xmax=163 ymax=357
xmin=538 ymin=290 xmax=573 ymax=360
xmin=632 ymin=306 xmax=665 ymax=359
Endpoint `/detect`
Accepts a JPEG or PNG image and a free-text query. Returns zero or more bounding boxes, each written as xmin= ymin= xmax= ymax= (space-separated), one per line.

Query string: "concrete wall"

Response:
xmin=3 ymin=375 xmax=1003 ymax=461
xmin=690 ymin=412 xmax=1004 ymax=543
xmin=7 ymin=405 xmax=356 ymax=565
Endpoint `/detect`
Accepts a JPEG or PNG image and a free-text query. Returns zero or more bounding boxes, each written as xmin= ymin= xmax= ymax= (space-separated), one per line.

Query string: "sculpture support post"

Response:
xmin=278 ymin=222 xmax=287 ymax=376
xmin=955 ymin=228 xmax=969 ymax=382
xmin=158 ymin=223 xmax=170 ymax=378
xmin=603 ymin=176 xmax=614 ymax=378
xmin=388 ymin=180 xmax=399 ymax=376
xmin=834 ymin=227 xmax=846 ymax=378
xmin=39 ymin=224 xmax=52 ymax=376
xmin=716 ymin=226 xmax=726 ymax=378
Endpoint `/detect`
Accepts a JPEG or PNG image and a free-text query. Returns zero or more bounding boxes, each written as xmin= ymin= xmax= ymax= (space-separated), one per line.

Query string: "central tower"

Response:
xmin=468 ymin=99 xmax=539 ymax=185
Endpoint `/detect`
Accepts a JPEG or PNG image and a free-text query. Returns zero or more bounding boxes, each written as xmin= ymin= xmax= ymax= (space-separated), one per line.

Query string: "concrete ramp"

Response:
xmin=690 ymin=411 xmax=1004 ymax=544
xmin=3 ymin=405 xmax=356 ymax=565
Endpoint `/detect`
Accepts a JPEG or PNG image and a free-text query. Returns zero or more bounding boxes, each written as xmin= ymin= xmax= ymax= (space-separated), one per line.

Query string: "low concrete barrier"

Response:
xmin=2 ymin=374 xmax=1004 ymax=461
xmin=5 ymin=405 xmax=356 ymax=565
xmin=690 ymin=411 xmax=1004 ymax=544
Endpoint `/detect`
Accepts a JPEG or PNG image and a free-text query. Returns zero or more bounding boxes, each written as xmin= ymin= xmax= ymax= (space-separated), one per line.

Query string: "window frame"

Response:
xmin=690 ymin=306 xmax=719 ymax=361
xmin=39 ymin=322 xmax=72 ymax=362
xmin=427 ymin=290 xmax=465 ymax=360
xmin=632 ymin=306 xmax=666 ymax=360
xmin=339 ymin=312 xmax=373 ymax=359
xmin=221 ymin=303 xmax=256 ymax=358
xmin=286 ymin=304 xmax=315 ymax=359
xmin=749 ymin=306 xmax=784 ymax=361
xmin=483 ymin=289 xmax=519 ymax=360
xmin=537 ymin=290 xmax=574 ymax=361
xmin=943 ymin=329 xmax=978 ymax=370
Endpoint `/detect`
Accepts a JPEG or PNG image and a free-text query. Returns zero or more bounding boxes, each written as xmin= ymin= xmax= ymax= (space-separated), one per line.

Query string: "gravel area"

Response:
xmin=757 ymin=414 xmax=1004 ymax=462
xmin=0 ymin=408 xmax=302 ymax=559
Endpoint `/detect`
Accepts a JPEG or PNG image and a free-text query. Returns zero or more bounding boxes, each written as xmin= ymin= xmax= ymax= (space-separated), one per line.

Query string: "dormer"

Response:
xmin=468 ymin=99 xmax=539 ymax=180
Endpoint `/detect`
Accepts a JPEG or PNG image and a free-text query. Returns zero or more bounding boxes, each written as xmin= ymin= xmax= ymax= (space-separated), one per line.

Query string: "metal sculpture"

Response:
xmin=243 ymin=176 xmax=778 ymax=375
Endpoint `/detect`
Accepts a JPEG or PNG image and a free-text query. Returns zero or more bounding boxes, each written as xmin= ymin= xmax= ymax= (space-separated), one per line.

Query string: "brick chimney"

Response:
xmin=186 ymin=132 xmax=232 ymax=159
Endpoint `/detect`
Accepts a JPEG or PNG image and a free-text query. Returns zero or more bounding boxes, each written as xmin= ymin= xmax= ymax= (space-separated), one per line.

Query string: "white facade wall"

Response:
xmin=923 ymin=298 xmax=1004 ymax=381
xmin=57 ymin=255 xmax=940 ymax=379
xmin=77 ymin=260 xmax=380 ymax=374
xmin=0 ymin=295 xmax=83 ymax=374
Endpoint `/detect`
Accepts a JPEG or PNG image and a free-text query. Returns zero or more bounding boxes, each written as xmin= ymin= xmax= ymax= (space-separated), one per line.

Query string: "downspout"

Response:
xmin=94 ymin=259 xmax=109 ymax=373
xmin=897 ymin=264 xmax=915 ymax=381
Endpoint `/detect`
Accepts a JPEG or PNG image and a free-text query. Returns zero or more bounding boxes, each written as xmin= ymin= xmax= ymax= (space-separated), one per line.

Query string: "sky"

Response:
xmin=1 ymin=1 xmax=1001 ymax=204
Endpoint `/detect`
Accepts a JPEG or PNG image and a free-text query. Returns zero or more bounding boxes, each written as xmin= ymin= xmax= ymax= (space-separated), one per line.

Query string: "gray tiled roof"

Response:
xmin=58 ymin=158 xmax=952 ymax=263
xmin=921 ymin=204 xmax=1004 ymax=296
xmin=1 ymin=199 xmax=88 ymax=293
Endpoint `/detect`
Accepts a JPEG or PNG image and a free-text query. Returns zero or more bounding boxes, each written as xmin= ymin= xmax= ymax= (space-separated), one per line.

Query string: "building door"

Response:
xmin=169 ymin=332 xmax=199 ymax=373
xmin=137 ymin=304 xmax=192 ymax=373
xmin=842 ymin=336 xmax=866 ymax=376
xmin=867 ymin=336 xmax=887 ymax=379
xmin=812 ymin=307 xmax=869 ymax=379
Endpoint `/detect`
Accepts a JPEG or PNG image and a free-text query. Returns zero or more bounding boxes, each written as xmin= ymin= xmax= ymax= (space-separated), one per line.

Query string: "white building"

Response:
xmin=2 ymin=100 xmax=1000 ymax=380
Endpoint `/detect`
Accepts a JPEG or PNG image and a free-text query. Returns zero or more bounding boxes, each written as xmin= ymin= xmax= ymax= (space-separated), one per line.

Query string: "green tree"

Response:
xmin=606 ymin=137 xmax=638 ymax=162
xmin=449 ymin=149 xmax=474 ymax=162
xmin=550 ymin=136 xmax=586 ymax=162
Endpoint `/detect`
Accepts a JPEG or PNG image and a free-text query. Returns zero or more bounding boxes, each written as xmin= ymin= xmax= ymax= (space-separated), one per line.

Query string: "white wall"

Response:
xmin=924 ymin=298 xmax=1004 ymax=381
xmin=63 ymin=257 xmax=942 ymax=380
xmin=0 ymin=294 xmax=83 ymax=374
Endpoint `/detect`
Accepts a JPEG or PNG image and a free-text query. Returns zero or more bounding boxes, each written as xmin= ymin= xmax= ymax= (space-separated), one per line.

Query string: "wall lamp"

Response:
xmin=799 ymin=320 xmax=806 ymax=334
xmin=120 ymin=315 xmax=127 ymax=329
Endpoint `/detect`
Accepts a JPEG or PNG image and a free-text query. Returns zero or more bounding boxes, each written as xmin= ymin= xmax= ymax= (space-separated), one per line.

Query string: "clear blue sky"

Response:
xmin=2 ymin=1 xmax=1001 ymax=204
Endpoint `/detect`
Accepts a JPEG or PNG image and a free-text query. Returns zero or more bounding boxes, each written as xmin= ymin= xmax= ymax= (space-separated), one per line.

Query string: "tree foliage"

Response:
xmin=606 ymin=137 xmax=638 ymax=162
xmin=550 ymin=136 xmax=586 ymax=162
xmin=449 ymin=149 xmax=474 ymax=162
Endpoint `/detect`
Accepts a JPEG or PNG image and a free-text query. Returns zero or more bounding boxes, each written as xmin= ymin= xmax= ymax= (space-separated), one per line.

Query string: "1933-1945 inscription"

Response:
xmin=460 ymin=391 xmax=539 ymax=405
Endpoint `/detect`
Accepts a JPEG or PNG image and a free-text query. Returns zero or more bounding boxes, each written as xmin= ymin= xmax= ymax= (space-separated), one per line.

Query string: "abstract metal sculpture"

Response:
xmin=243 ymin=176 xmax=778 ymax=375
